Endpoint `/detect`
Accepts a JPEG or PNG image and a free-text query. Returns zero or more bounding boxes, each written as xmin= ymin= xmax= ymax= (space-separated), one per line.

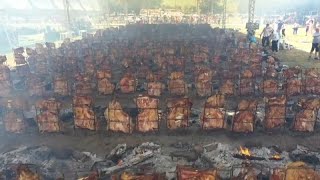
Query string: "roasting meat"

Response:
xmin=299 ymin=98 xmax=320 ymax=110
xmin=267 ymin=56 xmax=276 ymax=65
xmin=233 ymin=111 xmax=255 ymax=133
xmin=167 ymin=98 xmax=192 ymax=129
xmin=136 ymin=96 xmax=159 ymax=132
xmin=54 ymin=76 xmax=69 ymax=96
xmin=98 ymin=78 xmax=115 ymax=95
xmin=196 ymin=71 xmax=213 ymax=97
xmin=304 ymin=77 xmax=320 ymax=94
xmin=14 ymin=54 xmax=27 ymax=65
xmin=294 ymin=110 xmax=316 ymax=132
xmin=36 ymin=99 xmax=61 ymax=112
xmin=112 ymin=171 xmax=166 ymax=180
xmin=250 ymin=63 xmax=262 ymax=77
xmin=75 ymin=82 xmax=93 ymax=95
xmin=206 ymin=94 xmax=225 ymax=108
xmin=120 ymin=74 xmax=136 ymax=93
xmin=200 ymin=94 xmax=225 ymax=129
xmin=265 ymin=106 xmax=286 ymax=129
xmin=177 ymin=166 xmax=220 ymax=180
xmin=201 ymin=108 xmax=225 ymax=129
xmin=27 ymin=76 xmax=44 ymax=96
xmin=37 ymin=111 xmax=60 ymax=132
xmin=146 ymin=71 xmax=165 ymax=82
xmin=265 ymin=67 xmax=277 ymax=78
xmin=286 ymin=79 xmax=302 ymax=96
xmin=271 ymin=162 xmax=320 ymax=180
xmin=4 ymin=111 xmax=25 ymax=133
xmin=97 ymin=69 xmax=112 ymax=79
xmin=261 ymin=79 xmax=278 ymax=95
xmin=105 ymin=100 xmax=133 ymax=133
xmin=147 ymin=82 xmax=165 ymax=97
xmin=17 ymin=165 xmax=40 ymax=180
xmin=305 ymin=68 xmax=319 ymax=78
xmin=73 ymin=96 xmax=93 ymax=106
xmin=267 ymin=96 xmax=286 ymax=106
xmin=169 ymin=72 xmax=184 ymax=80
xmin=78 ymin=172 xmax=99 ymax=180
xmin=283 ymin=67 xmax=301 ymax=79
xmin=239 ymin=79 xmax=254 ymax=95
xmin=242 ymin=70 xmax=253 ymax=78
xmin=238 ymin=100 xmax=257 ymax=111
xmin=168 ymin=79 xmax=188 ymax=96
xmin=220 ymin=80 xmax=234 ymax=95
xmin=74 ymin=106 xmax=96 ymax=130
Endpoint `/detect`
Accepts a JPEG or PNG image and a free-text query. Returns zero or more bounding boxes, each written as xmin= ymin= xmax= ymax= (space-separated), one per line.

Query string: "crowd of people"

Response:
xmin=260 ymin=19 xmax=320 ymax=59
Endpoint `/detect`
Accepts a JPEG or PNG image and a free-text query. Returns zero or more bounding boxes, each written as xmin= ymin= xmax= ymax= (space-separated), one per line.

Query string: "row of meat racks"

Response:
xmin=5 ymin=161 xmax=320 ymax=180
xmin=1 ymin=94 xmax=320 ymax=135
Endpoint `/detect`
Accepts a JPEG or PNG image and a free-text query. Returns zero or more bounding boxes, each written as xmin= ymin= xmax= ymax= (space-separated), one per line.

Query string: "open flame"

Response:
xmin=239 ymin=146 xmax=251 ymax=156
xmin=271 ymin=154 xmax=282 ymax=160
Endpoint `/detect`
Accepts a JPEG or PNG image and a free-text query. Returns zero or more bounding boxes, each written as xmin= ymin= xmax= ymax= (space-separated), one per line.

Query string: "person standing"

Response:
xmin=306 ymin=19 xmax=314 ymax=36
xmin=271 ymin=30 xmax=280 ymax=53
xmin=260 ymin=24 xmax=273 ymax=47
xmin=281 ymin=23 xmax=286 ymax=37
xmin=293 ymin=22 xmax=299 ymax=35
xmin=310 ymin=28 xmax=320 ymax=60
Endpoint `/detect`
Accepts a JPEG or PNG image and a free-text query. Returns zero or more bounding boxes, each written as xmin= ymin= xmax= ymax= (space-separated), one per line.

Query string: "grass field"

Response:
xmin=228 ymin=23 xmax=319 ymax=68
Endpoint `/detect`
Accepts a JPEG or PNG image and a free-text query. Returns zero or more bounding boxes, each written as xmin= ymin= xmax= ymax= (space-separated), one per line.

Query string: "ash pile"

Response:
xmin=2 ymin=142 xmax=320 ymax=179
xmin=0 ymin=146 xmax=101 ymax=179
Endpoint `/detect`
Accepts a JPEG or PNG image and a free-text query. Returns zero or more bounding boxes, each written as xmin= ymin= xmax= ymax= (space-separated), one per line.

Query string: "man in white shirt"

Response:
xmin=260 ymin=24 xmax=273 ymax=47
xmin=271 ymin=30 xmax=280 ymax=53
xmin=310 ymin=28 xmax=320 ymax=60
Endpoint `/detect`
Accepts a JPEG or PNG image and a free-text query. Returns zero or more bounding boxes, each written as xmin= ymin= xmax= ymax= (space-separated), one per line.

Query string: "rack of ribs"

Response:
xmin=261 ymin=79 xmax=278 ymax=95
xmin=119 ymin=73 xmax=136 ymax=93
xmin=4 ymin=111 xmax=26 ymax=133
xmin=105 ymin=100 xmax=133 ymax=133
xmin=272 ymin=162 xmax=320 ymax=180
xmin=54 ymin=76 xmax=69 ymax=96
xmin=147 ymin=82 xmax=165 ymax=97
xmin=176 ymin=166 xmax=219 ymax=180
xmin=200 ymin=94 xmax=226 ymax=130
xmin=220 ymin=80 xmax=235 ymax=96
xmin=286 ymin=79 xmax=302 ymax=96
xmin=73 ymin=96 xmax=96 ymax=130
xmin=293 ymin=110 xmax=316 ymax=132
xmin=167 ymin=98 xmax=192 ymax=130
xmin=195 ymin=70 xmax=213 ymax=97
xmin=135 ymin=96 xmax=160 ymax=133
xmin=168 ymin=72 xmax=188 ymax=96
xmin=232 ymin=100 xmax=257 ymax=133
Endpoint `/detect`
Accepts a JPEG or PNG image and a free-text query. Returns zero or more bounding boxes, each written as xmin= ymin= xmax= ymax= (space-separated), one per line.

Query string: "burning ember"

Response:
xmin=269 ymin=154 xmax=283 ymax=161
xmin=240 ymin=146 xmax=251 ymax=157
xmin=233 ymin=146 xmax=265 ymax=161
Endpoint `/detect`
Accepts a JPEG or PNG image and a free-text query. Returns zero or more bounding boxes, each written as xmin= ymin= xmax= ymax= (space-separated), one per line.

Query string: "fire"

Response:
xmin=272 ymin=154 xmax=281 ymax=160
xmin=239 ymin=146 xmax=251 ymax=156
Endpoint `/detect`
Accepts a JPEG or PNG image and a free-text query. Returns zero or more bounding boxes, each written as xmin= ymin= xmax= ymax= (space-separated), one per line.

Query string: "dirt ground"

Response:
xmin=1 ymin=130 xmax=320 ymax=158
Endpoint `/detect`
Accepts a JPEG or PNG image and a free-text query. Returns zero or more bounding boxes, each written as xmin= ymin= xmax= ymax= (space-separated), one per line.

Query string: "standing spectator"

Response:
xmin=281 ymin=23 xmax=286 ymax=37
xmin=306 ymin=19 xmax=314 ymax=36
xmin=271 ymin=30 xmax=280 ymax=53
xmin=310 ymin=28 xmax=320 ymax=60
xmin=260 ymin=24 xmax=273 ymax=47
xmin=293 ymin=22 xmax=299 ymax=35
